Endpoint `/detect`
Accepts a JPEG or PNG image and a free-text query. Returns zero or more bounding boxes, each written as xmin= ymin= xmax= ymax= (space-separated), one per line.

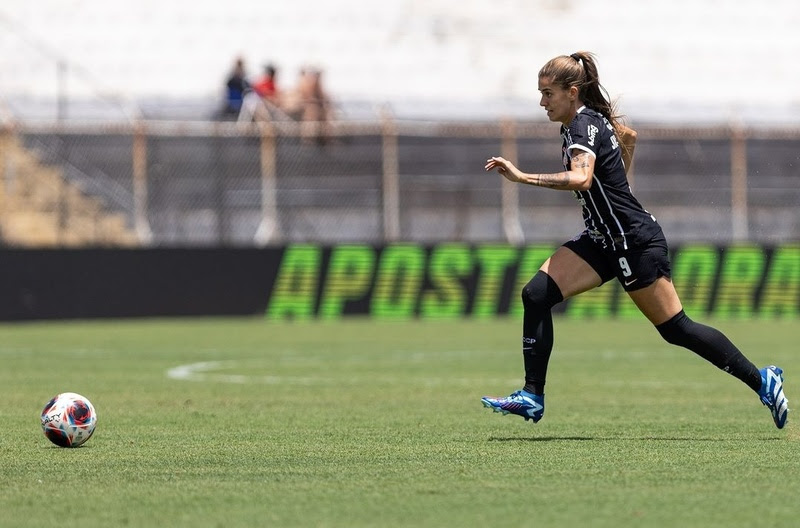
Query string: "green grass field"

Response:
xmin=1 ymin=317 xmax=798 ymax=527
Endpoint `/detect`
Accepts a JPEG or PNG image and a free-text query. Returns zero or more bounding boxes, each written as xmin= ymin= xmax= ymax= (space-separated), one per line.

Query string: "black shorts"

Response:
xmin=562 ymin=231 xmax=672 ymax=292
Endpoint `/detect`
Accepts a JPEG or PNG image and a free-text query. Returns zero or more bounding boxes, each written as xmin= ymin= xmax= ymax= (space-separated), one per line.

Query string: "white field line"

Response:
xmin=166 ymin=359 xmax=518 ymax=387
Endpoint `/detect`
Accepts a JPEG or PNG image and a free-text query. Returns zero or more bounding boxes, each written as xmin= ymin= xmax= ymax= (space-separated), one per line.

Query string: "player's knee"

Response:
xmin=655 ymin=310 xmax=693 ymax=347
xmin=521 ymin=271 xmax=564 ymax=312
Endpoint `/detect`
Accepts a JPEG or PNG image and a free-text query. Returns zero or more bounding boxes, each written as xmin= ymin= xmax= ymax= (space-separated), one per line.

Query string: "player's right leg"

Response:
xmin=524 ymin=244 xmax=608 ymax=392
xmin=482 ymin=243 xmax=605 ymax=423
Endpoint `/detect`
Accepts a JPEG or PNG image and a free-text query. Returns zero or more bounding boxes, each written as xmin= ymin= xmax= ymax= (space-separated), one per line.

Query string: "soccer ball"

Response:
xmin=41 ymin=392 xmax=97 ymax=448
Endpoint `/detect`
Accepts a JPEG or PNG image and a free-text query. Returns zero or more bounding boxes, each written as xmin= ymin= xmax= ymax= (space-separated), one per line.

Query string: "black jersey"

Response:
xmin=561 ymin=106 xmax=662 ymax=251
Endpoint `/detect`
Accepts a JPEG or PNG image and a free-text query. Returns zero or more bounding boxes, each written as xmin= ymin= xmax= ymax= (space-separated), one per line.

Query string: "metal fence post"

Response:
xmin=501 ymin=119 xmax=524 ymax=244
xmin=730 ymin=123 xmax=749 ymax=241
xmin=381 ymin=111 xmax=400 ymax=241
xmin=254 ymin=121 xmax=280 ymax=245
xmin=0 ymin=125 xmax=10 ymax=217
xmin=132 ymin=122 xmax=153 ymax=244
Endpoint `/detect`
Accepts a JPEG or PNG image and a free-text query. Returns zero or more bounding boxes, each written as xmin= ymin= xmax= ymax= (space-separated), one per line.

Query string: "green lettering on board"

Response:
xmin=472 ymin=245 xmax=519 ymax=318
xmin=615 ymin=283 xmax=648 ymax=320
xmin=371 ymin=244 xmax=425 ymax=319
xmin=263 ymin=242 xmax=800 ymax=320
xmin=564 ymin=281 xmax=615 ymax=318
xmin=509 ymin=245 xmax=556 ymax=317
xmin=672 ymin=245 xmax=719 ymax=316
xmin=715 ymin=245 xmax=764 ymax=318
xmin=266 ymin=244 xmax=321 ymax=319
xmin=318 ymin=244 xmax=376 ymax=319
xmin=420 ymin=243 xmax=472 ymax=319
xmin=759 ymin=245 xmax=800 ymax=318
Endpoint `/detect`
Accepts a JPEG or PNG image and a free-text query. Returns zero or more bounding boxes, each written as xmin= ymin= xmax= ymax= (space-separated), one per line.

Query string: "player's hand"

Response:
xmin=485 ymin=156 xmax=522 ymax=182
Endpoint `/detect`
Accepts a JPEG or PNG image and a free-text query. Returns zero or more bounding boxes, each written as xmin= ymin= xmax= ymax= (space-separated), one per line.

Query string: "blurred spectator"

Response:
xmin=282 ymin=69 xmax=308 ymax=120
xmin=237 ymin=65 xmax=336 ymax=139
xmin=220 ymin=57 xmax=250 ymax=119
xmin=253 ymin=63 xmax=280 ymax=106
xmin=302 ymin=69 xmax=331 ymax=123
xmin=283 ymin=68 xmax=334 ymax=144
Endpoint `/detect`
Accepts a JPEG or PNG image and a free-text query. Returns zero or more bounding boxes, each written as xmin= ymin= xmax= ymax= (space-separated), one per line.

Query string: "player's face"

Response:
xmin=538 ymin=77 xmax=575 ymax=126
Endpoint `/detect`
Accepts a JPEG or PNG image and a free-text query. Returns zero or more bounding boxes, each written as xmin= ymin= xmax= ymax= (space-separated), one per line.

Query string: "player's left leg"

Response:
xmin=629 ymin=278 xmax=788 ymax=429
xmin=629 ymin=277 xmax=761 ymax=390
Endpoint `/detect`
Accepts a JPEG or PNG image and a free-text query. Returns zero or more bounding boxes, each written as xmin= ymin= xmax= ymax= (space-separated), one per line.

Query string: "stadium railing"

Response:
xmin=1 ymin=118 xmax=799 ymax=247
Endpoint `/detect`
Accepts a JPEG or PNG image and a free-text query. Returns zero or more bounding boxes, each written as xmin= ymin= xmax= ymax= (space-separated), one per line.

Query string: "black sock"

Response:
xmin=656 ymin=310 xmax=762 ymax=392
xmin=520 ymin=271 xmax=563 ymax=395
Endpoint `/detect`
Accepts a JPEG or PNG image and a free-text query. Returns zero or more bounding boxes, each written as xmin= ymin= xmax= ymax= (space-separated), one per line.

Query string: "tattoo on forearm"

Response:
xmin=533 ymin=172 xmax=571 ymax=187
xmin=528 ymin=151 xmax=591 ymax=188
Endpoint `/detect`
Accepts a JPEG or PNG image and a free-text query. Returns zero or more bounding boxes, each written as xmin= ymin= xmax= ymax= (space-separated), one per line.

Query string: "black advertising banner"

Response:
xmin=0 ymin=244 xmax=797 ymax=321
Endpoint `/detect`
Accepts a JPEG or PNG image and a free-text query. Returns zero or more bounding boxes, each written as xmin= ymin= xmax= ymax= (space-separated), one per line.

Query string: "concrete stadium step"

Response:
xmin=0 ymin=133 xmax=139 ymax=247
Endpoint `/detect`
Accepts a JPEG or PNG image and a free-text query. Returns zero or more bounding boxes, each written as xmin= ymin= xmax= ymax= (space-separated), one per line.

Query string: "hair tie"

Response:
xmin=570 ymin=53 xmax=581 ymax=63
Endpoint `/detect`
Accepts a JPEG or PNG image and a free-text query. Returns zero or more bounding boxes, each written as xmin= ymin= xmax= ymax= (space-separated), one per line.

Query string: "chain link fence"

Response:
xmin=2 ymin=119 xmax=798 ymax=247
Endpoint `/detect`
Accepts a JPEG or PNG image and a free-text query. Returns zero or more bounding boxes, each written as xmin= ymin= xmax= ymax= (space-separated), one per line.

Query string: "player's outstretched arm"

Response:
xmin=485 ymin=152 xmax=594 ymax=191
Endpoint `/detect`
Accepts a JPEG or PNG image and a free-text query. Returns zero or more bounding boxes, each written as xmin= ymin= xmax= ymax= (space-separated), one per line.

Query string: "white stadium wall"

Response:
xmin=1 ymin=0 xmax=799 ymax=122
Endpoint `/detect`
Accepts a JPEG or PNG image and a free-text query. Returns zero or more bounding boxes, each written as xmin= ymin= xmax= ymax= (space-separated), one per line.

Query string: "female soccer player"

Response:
xmin=481 ymin=51 xmax=788 ymax=429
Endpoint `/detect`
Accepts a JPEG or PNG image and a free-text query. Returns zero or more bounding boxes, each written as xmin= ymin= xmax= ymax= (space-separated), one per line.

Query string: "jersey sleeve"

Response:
xmin=566 ymin=113 xmax=600 ymax=158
